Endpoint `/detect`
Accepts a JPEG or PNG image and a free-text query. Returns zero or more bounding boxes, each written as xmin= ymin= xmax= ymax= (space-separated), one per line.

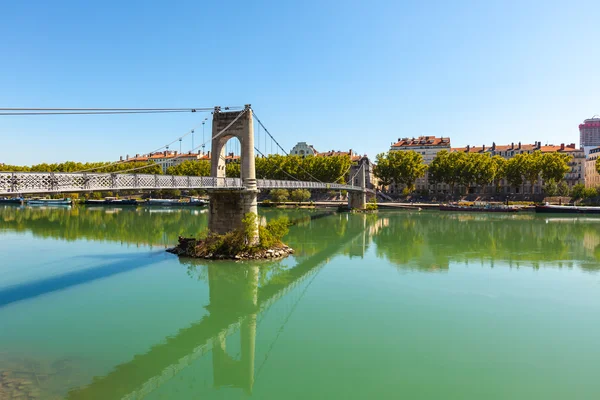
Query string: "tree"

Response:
xmin=469 ymin=153 xmax=496 ymax=192
xmin=504 ymin=154 xmax=526 ymax=191
xmin=557 ymin=181 xmax=570 ymax=197
xmin=255 ymin=154 xmax=351 ymax=183
xmin=269 ymin=189 xmax=289 ymax=202
xmin=571 ymin=183 xmax=586 ymax=200
xmin=226 ymin=162 xmax=241 ymax=178
xmin=166 ymin=160 xmax=210 ymax=176
xmin=429 ymin=150 xmax=465 ymax=194
xmin=373 ymin=153 xmax=394 ymax=188
xmin=2 ymin=160 xmax=162 ymax=174
xmin=543 ymin=181 xmax=558 ymax=196
xmin=540 ymin=152 xmax=571 ymax=183
xmin=522 ymin=151 xmax=543 ymax=193
xmin=491 ymin=155 xmax=507 ymax=192
xmin=290 ymin=189 xmax=311 ymax=203
xmin=374 ymin=151 xmax=427 ymax=193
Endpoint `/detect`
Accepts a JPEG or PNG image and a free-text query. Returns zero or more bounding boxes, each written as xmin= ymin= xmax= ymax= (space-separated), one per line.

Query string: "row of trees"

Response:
xmin=0 ymin=161 xmax=162 ymax=174
xmin=269 ymin=189 xmax=311 ymax=203
xmin=430 ymin=150 xmax=571 ymax=192
xmin=167 ymin=154 xmax=353 ymax=183
xmin=374 ymin=150 xmax=572 ymax=194
xmin=1 ymin=154 xmax=352 ymax=184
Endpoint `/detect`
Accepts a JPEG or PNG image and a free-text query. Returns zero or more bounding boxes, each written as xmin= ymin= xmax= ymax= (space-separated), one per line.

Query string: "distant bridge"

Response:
xmin=0 ymin=173 xmax=362 ymax=195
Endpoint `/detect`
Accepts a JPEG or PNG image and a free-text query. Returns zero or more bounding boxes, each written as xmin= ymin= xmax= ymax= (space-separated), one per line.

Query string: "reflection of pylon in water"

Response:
xmin=209 ymin=265 xmax=258 ymax=395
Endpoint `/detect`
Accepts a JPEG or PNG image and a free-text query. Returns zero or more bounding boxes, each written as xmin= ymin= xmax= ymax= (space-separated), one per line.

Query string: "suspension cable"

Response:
xmin=254 ymin=147 xmax=300 ymax=181
xmin=0 ymin=107 xmax=242 ymax=115
xmin=252 ymin=111 xmax=323 ymax=183
xmin=113 ymin=108 xmax=247 ymax=174
xmin=255 ymin=264 xmax=324 ymax=380
xmin=71 ymin=113 xmax=212 ymax=173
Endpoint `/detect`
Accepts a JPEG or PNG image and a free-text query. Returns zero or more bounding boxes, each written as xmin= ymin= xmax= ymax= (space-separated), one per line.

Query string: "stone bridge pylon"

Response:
xmin=208 ymin=105 xmax=259 ymax=244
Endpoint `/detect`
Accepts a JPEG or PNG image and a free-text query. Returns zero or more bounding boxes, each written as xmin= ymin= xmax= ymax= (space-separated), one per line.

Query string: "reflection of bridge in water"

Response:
xmin=65 ymin=221 xmax=371 ymax=399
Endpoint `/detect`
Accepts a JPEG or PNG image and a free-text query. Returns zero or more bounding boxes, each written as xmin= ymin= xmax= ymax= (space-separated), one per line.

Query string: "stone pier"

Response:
xmin=347 ymin=162 xmax=367 ymax=210
xmin=208 ymin=105 xmax=259 ymax=244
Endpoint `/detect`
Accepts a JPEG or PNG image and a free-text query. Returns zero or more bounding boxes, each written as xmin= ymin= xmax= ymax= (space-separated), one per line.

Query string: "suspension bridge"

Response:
xmin=1 ymin=105 xmax=370 ymax=241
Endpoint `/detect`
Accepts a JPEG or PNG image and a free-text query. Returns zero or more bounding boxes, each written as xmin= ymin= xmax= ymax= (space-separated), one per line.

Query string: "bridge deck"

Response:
xmin=0 ymin=173 xmax=363 ymax=195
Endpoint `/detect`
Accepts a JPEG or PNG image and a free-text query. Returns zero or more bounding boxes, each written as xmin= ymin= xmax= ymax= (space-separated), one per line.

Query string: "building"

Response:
xmin=390 ymin=136 xmax=451 ymax=163
xmin=123 ymin=150 xmax=241 ymax=173
xmin=450 ymin=142 xmax=584 ymax=194
xmin=290 ymin=142 xmax=317 ymax=157
xmin=125 ymin=151 xmax=180 ymax=173
xmin=580 ymin=117 xmax=600 ymax=155
xmin=585 ymin=147 xmax=600 ymax=188
xmin=389 ymin=136 xmax=451 ymax=192
xmin=316 ymin=149 xmax=357 ymax=158
xmin=349 ymin=154 xmax=378 ymax=190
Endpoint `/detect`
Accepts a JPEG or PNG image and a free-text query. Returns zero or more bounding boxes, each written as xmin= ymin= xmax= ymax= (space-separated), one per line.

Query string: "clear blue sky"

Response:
xmin=1 ymin=0 xmax=598 ymax=165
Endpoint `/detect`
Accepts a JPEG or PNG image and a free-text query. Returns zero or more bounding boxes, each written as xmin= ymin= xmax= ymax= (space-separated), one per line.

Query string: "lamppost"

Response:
xmin=191 ymin=130 xmax=195 ymax=152
xmin=179 ymin=137 xmax=182 ymax=154
xmin=202 ymin=117 xmax=208 ymax=155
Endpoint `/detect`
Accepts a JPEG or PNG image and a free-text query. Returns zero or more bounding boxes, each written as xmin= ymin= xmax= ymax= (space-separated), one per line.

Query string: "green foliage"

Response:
xmin=430 ymin=151 xmax=500 ymax=193
xmin=584 ymin=187 xmax=599 ymax=199
xmin=226 ymin=162 xmax=241 ymax=178
xmin=290 ymin=189 xmax=311 ymax=203
xmin=256 ymin=154 xmax=351 ymax=183
xmin=571 ymin=183 xmax=586 ymax=200
xmin=3 ymin=154 xmax=354 ymax=184
xmin=492 ymin=155 xmax=507 ymax=187
xmin=269 ymin=189 xmax=289 ymax=202
xmin=365 ymin=198 xmax=378 ymax=211
xmin=540 ymin=152 xmax=571 ymax=183
xmin=242 ymin=212 xmax=258 ymax=245
xmin=543 ymin=181 xmax=558 ymax=196
xmin=199 ymin=212 xmax=260 ymax=256
xmin=166 ymin=160 xmax=210 ymax=176
xmin=428 ymin=151 xmax=463 ymax=193
xmin=522 ymin=151 xmax=543 ymax=187
xmin=467 ymin=153 xmax=496 ymax=187
xmin=504 ymin=154 xmax=526 ymax=188
xmin=0 ymin=161 xmax=162 ymax=174
xmin=259 ymin=216 xmax=290 ymax=248
xmin=267 ymin=216 xmax=290 ymax=240
xmin=557 ymin=181 xmax=570 ymax=197
xmin=429 ymin=150 xmax=571 ymax=194
xmin=374 ymin=151 xmax=427 ymax=192
xmin=152 ymin=189 xmax=181 ymax=198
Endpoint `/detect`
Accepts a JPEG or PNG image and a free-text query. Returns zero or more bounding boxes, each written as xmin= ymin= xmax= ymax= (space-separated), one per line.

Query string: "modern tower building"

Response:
xmin=579 ymin=117 xmax=600 ymax=155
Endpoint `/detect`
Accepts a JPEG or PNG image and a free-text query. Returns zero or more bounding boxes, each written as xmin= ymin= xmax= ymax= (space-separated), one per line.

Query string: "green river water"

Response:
xmin=0 ymin=205 xmax=599 ymax=399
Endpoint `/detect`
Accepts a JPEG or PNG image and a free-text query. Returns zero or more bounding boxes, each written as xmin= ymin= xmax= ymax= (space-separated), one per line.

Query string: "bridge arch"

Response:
xmin=210 ymin=105 xmax=256 ymax=190
xmin=207 ymin=105 xmax=259 ymax=243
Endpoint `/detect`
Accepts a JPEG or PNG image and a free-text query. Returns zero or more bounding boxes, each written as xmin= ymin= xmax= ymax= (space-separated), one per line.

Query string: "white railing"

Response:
xmin=256 ymin=179 xmax=354 ymax=191
xmin=0 ymin=172 xmax=364 ymax=195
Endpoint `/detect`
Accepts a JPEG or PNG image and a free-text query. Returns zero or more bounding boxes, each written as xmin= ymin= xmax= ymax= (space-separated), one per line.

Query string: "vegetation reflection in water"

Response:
xmin=1 ymin=207 xmax=600 ymax=399
xmin=2 ymin=205 xmax=600 ymax=270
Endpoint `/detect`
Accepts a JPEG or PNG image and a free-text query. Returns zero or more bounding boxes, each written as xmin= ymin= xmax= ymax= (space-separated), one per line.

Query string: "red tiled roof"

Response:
xmin=315 ymin=150 xmax=354 ymax=157
xmin=451 ymin=142 xmax=580 ymax=154
xmin=391 ymin=136 xmax=450 ymax=148
xmin=540 ymin=146 xmax=561 ymax=152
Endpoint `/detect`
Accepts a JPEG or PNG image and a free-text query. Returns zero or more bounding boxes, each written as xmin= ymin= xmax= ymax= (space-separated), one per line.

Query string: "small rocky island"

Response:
xmin=167 ymin=213 xmax=294 ymax=260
